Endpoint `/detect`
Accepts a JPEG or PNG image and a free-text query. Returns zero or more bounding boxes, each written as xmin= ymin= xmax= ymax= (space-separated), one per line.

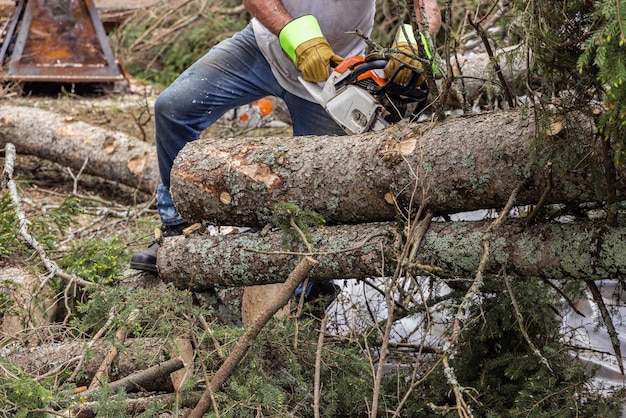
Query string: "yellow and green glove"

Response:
xmin=279 ymin=15 xmax=344 ymax=83
xmin=384 ymin=24 xmax=435 ymax=85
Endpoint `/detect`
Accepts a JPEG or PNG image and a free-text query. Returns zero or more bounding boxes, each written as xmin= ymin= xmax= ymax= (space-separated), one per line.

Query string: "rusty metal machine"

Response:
xmin=0 ymin=0 xmax=123 ymax=83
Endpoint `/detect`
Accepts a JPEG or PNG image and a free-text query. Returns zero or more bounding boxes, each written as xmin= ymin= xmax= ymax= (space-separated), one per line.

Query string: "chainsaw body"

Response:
xmin=299 ymin=56 xmax=428 ymax=134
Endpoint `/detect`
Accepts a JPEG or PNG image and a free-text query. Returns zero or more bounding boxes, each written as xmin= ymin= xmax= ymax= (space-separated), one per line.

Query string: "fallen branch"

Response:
xmin=81 ymin=357 xmax=185 ymax=399
xmin=89 ymin=308 xmax=140 ymax=389
xmin=467 ymin=14 xmax=516 ymax=108
xmin=372 ymin=198 xmax=430 ymax=418
xmin=68 ymin=390 xmax=203 ymax=418
xmin=314 ymin=315 xmax=327 ymax=418
xmin=441 ymin=182 xmax=522 ymax=418
xmin=585 ymin=279 xmax=624 ymax=375
xmin=2 ymin=143 xmax=95 ymax=293
xmin=505 ymin=274 xmax=553 ymax=372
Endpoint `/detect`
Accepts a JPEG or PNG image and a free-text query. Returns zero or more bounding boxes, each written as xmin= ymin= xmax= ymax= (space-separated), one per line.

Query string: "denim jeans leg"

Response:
xmin=154 ymin=24 xmax=287 ymax=225
xmin=153 ymin=23 xmax=346 ymax=226
xmin=284 ymin=93 xmax=346 ymax=136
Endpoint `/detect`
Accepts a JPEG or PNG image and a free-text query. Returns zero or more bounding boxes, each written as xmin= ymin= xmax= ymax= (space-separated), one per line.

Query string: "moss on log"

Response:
xmin=158 ymin=219 xmax=626 ymax=289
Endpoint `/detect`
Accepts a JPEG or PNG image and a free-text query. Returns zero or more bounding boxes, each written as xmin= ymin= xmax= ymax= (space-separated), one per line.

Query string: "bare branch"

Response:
xmin=3 ymin=143 xmax=96 ymax=294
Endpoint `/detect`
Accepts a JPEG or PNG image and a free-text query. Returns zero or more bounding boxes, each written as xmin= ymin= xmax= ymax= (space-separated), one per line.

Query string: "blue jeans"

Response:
xmin=155 ymin=23 xmax=344 ymax=226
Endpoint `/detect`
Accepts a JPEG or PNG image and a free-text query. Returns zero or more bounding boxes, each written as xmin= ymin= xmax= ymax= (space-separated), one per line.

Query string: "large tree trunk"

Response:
xmin=157 ymin=219 xmax=626 ymax=290
xmin=0 ymin=105 xmax=159 ymax=193
xmin=170 ymin=110 xmax=623 ymax=227
xmin=3 ymin=106 xmax=619 ymax=228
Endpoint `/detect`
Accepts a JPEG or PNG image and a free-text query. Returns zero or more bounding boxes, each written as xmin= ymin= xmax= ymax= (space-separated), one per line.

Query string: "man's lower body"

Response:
xmin=130 ymin=23 xmax=343 ymax=301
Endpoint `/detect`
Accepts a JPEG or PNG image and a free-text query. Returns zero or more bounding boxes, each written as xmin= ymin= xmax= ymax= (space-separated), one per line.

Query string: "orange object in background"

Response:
xmin=252 ymin=98 xmax=273 ymax=117
xmin=238 ymin=112 xmax=251 ymax=124
xmin=236 ymin=98 xmax=274 ymax=128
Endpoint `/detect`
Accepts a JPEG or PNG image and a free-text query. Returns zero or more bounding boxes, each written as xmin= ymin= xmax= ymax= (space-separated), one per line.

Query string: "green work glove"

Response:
xmin=384 ymin=24 xmax=427 ymax=85
xmin=279 ymin=15 xmax=344 ymax=82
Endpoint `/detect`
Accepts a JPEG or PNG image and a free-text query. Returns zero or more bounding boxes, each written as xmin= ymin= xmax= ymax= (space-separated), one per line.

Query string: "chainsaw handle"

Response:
xmin=348 ymin=58 xmax=389 ymax=75
xmin=333 ymin=59 xmax=388 ymax=90
xmin=334 ymin=57 xmax=425 ymax=102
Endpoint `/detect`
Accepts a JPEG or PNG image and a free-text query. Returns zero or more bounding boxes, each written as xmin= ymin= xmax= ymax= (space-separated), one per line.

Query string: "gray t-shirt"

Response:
xmin=252 ymin=0 xmax=376 ymax=101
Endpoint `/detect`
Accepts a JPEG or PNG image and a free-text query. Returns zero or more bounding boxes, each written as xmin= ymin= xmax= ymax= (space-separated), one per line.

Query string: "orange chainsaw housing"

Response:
xmin=334 ymin=56 xmax=387 ymax=86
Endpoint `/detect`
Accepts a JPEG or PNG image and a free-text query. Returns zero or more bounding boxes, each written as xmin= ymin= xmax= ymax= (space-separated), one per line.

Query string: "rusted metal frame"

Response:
xmin=0 ymin=0 xmax=26 ymax=66
xmin=2 ymin=0 xmax=123 ymax=82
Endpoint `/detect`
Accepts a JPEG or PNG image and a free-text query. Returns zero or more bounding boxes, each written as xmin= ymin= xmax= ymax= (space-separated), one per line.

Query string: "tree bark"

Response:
xmin=0 ymin=105 xmax=159 ymax=194
xmin=2 ymin=338 xmax=182 ymax=392
xmin=157 ymin=219 xmax=626 ymax=290
xmin=2 ymin=106 xmax=620 ymax=229
xmin=170 ymin=110 xmax=624 ymax=227
xmin=69 ymin=391 xmax=204 ymax=418
xmin=82 ymin=358 xmax=185 ymax=399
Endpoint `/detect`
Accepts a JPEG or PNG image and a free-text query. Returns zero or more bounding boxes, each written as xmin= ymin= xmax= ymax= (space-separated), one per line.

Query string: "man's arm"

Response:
xmin=416 ymin=0 xmax=441 ymax=35
xmin=242 ymin=0 xmax=343 ymax=82
xmin=242 ymin=0 xmax=292 ymax=34
xmin=243 ymin=0 xmax=441 ymax=37
xmin=384 ymin=0 xmax=441 ymax=82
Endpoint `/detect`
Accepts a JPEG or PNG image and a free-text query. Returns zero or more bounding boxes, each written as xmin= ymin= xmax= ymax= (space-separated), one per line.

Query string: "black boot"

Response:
xmin=129 ymin=223 xmax=190 ymax=272
xmin=301 ymin=281 xmax=341 ymax=320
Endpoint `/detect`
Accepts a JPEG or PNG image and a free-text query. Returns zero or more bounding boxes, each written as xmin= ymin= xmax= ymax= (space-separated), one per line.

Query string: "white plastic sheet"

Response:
xmin=561 ymin=280 xmax=626 ymax=415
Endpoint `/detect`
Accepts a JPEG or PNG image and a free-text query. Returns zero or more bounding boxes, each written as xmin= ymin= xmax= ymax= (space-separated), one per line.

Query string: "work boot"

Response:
xmin=129 ymin=223 xmax=190 ymax=272
xmin=296 ymin=281 xmax=342 ymax=320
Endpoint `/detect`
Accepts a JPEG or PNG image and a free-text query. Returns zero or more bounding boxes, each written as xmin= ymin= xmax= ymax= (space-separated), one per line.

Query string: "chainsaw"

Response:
xmin=299 ymin=56 xmax=429 ymax=134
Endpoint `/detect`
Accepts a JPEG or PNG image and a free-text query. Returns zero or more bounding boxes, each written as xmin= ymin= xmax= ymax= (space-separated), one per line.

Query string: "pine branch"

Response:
xmin=189 ymin=256 xmax=318 ymax=418
xmin=313 ymin=314 xmax=327 ymax=418
xmin=504 ymin=274 xmax=553 ymax=372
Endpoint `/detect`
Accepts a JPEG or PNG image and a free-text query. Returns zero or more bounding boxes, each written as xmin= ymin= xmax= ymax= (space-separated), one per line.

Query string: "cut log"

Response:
xmin=242 ymin=284 xmax=289 ymax=324
xmin=157 ymin=219 xmax=626 ymax=290
xmin=170 ymin=110 xmax=624 ymax=227
xmin=2 ymin=338 xmax=186 ymax=392
xmin=1 ymin=266 xmax=57 ymax=334
xmin=2 ymin=107 xmax=622 ymax=231
xmin=0 ymin=105 xmax=159 ymax=194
